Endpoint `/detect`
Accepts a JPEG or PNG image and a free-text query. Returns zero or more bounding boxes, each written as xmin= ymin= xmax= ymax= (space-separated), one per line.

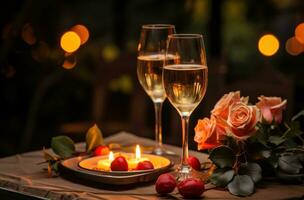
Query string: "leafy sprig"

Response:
xmin=41 ymin=124 xmax=104 ymax=177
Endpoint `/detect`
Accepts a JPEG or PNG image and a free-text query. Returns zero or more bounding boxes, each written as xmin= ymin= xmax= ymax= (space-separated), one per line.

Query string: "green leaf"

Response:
xmin=267 ymin=154 xmax=279 ymax=169
xmin=278 ymin=155 xmax=303 ymax=174
xmin=269 ymin=136 xmax=285 ymax=146
xmin=276 ymin=169 xmax=304 ymax=183
xmin=289 ymin=121 xmax=304 ymax=137
xmin=284 ymin=138 xmax=298 ymax=149
xmin=239 ymin=162 xmax=262 ymax=183
xmin=253 ymin=122 xmax=269 ymax=147
xmin=210 ymin=168 xmax=234 ymax=187
xmin=51 ymin=136 xmax=75 ymax=158
xmin=53 ymin=161 xmax=59 ymax=173
xmin=291 ymin=110 xmax=304 ymax=121
xmin=228 ymin=175 xmax=254 ymax=197
xmin=224 ymin=136 xmax=239 ymax=153
xmin=86 ymin=124 xmax=104 ymax=152
xmin=209 ymin=146 xmax=236 ymax=168
xmin=247 ymin=142 xmax=271 ymax=161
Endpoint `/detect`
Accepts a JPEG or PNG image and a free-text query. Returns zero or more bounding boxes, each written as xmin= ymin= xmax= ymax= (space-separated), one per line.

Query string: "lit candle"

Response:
xmin=128 ymin=145 xmax=149 ymax=170
xmin=97 ymin=151 xmax=114 ymax=171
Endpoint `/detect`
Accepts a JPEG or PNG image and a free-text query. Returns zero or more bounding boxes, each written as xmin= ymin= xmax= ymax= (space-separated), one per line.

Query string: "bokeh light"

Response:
xmin=285 ymin=37 xmax=304 ymax=56
xmin=60 ymin=31 xmax=81 ymax=53
xmin=62 ymin=53 xmax=77 ymax=69
xmin=21 ymin=23 xmax=36 ymax=45
xmin=101 ymin=44 xmax=120 ymax=62
xmin=258 ymin=34 xmax=280 ymax=56
xmin=71 ymin=24 xmax=89 ymax=45
xmin=295 ymin=23 xmax=304 ymax=44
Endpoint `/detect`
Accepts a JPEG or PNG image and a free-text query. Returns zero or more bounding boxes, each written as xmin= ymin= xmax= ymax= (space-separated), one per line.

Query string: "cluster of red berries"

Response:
xmin=155 ymin=156 xmax=205 ymax=198
xmin=94 ymin=146 xmax=154 ymax=171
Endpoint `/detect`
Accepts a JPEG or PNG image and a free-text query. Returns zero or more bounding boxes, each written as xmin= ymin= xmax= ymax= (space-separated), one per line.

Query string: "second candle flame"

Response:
xmin=109 ymin=151 xmax=114 ymax=161
xmin=136 ymin=145 xmax=141 ymax=160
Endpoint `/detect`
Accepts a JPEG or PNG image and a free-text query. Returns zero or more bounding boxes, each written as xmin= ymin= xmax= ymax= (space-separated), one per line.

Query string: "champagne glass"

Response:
xmin=137 ymin=24 xmax=176 ymax=155
xmin=163 ymin=34 xmax=208 ymax=178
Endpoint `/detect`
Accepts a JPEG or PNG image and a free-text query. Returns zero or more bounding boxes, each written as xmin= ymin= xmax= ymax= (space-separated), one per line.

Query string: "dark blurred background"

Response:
xmin=1 ymin=0 xmax=304 ymax=157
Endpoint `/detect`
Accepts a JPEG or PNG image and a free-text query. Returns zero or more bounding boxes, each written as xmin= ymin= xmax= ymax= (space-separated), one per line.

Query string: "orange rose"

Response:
xmin=194 ymin=116 xmax=224 ymax=150
xmin=256 ymin=96 xmax=287 ymax=124
xmin=211 ymin=91 xmax=246 ymax=120
xmin=227 ymin=102 xmax=260 ymax=139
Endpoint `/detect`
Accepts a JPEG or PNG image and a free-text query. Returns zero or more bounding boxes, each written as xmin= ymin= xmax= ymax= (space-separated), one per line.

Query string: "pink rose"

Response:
xmin=256 ymin=96 xmax=287 ymax=124
xmin=211 ymin=91 xmax=248 ymax=120
xmin=194 ymin=116 xmax=225 ymax=150
xmin=227 ymin=102 xmax=261 ymax=139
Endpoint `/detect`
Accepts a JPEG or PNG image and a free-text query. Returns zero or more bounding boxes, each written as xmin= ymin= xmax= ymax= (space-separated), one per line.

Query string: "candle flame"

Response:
xmin=136 ymin=145 xmax=141 ymax=160
xmin=109 ymin=151 xmax=114 ymax=161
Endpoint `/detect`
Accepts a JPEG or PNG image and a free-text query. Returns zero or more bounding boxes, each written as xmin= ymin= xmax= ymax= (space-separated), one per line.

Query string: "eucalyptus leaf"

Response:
xmin=284 ymin=138 xmax=298 ymax=149
xmin=225 ymin=136 xmax=239 ymax=153
xmin=276 ymin=169 xmax=304 ymax=183
xmin=254 ymin=123 xmax=269 ymax=147
xmin=278 ymin=155 xmax=303 ymax=174
xmin=51 ymin=136 xmax=75 ymax=158
xmin=247 ymin=142 xmax=271 ymax=161
xmin=267 ymin=154 xmax=279 ymax=169
xmin=210 ymin=168 xmax=234 ymax=187
xmin=289 ymin=121 xmax=303 ymax=137
xmin=239 ymin=162 xmax=262 ymax=183
xmin=209 ymin=146 xmax=236 ymax=168
xmin=269 ymin=136 xmax=286 ymax=146
xmin=291 ymin=110 xmax=304 ymax=121
xmin=228 ymin=175 xmax=254 ymax=197
xmin=86 ymin=124 xmax=104 ymax=152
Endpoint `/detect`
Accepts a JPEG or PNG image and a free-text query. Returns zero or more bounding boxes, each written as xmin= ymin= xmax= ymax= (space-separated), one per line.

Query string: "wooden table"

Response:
xmin=0 ymin=132 xmax=303 ymax=200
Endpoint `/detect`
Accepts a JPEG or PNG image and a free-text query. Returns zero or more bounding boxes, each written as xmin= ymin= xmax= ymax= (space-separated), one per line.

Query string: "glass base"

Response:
xmin=176 ymin=164 xmax=192 ymax=181
xmin=152 ymin=146 xmax=176 ymax=156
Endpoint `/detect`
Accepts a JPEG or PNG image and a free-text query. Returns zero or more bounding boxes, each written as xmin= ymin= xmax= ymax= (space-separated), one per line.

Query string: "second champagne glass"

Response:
xmin=163 ymin=34 xmax=208 ymax=178
xmin=137 ymin=24 xmax=176 ymax=155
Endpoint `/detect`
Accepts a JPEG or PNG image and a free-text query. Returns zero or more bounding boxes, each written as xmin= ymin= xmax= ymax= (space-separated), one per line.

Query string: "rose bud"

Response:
xmin=137 ymin=161 xmax=154 ymax=170
xmin=94 ymin=146 xmax=110 ymax=156
xmin=110 ymin=156 xmax=128 ymax=171
xmin=155 ymin=173 xmax=176 ymax=195
xmin=187 ymin=156 xmax=201 ymax=171
xmin=177 ymin=178 xmax=205 ymax=198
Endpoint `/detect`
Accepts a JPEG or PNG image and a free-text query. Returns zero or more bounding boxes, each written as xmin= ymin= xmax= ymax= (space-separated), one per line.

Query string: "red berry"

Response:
xmin=94 ymin=146 xmax=110 ymax=156
xmin=137 ymin=161 xmax=154 ymax=170
xmin=187 ymin=156 xmax=201 ymax=171
xmin=155 ymin=173 xmax=176 ymax=195
xmin=110 ymin=156 xmax=128 ymax=171
xmin=177 ymin=178 xmax=205 ymax=198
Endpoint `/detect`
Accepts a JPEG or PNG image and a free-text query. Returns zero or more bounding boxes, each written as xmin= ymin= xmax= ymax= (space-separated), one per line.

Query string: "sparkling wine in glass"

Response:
xmin=137 ymin=24 xmax=176 ymax=155
xmin=163 ymin=34 xmax=208 ymax=178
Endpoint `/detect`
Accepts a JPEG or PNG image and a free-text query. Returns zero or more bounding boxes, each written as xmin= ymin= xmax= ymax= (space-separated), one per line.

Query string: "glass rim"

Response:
xmin=168 ymin=34 xmax=203 ymax=39
xmin=142 ymin=24 xmax=175 ymax=29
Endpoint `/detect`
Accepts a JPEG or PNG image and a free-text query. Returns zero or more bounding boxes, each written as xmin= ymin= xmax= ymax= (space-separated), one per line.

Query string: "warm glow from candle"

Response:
xmin=109 ymin=151 xmax=114 ymax=161
xmin=136 ymin=145 xmax=141 ymax=160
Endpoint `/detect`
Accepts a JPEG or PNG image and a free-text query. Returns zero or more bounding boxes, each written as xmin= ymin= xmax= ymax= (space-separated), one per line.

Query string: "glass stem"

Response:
xmin=181 ymin=115 xmax=189 ymax=166
xmin=154 ymin=102 xmax=163 ymax=149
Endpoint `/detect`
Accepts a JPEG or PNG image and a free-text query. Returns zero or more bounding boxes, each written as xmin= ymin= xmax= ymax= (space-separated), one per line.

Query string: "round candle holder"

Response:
xmin=58 ymin=153 xmax=174 ymax=185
